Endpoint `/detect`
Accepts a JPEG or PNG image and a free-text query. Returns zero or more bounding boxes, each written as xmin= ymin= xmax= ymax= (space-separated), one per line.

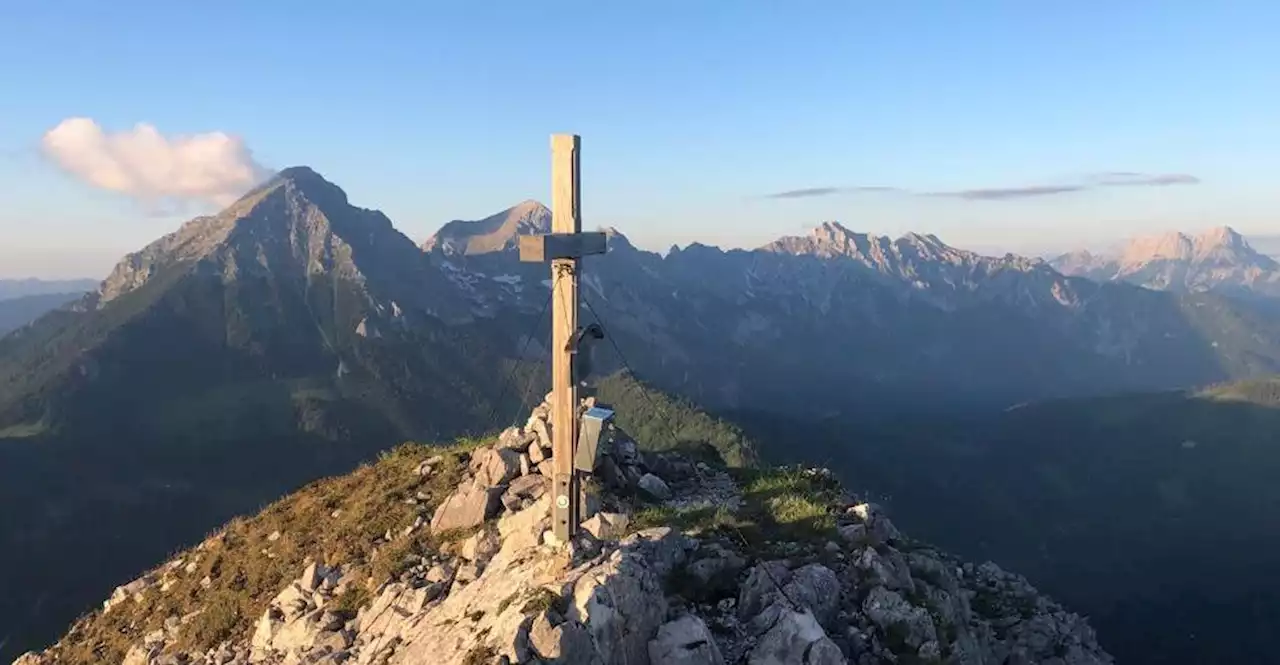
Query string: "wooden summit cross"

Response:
xmin=519 ymin=134 xmax=607 ymax=544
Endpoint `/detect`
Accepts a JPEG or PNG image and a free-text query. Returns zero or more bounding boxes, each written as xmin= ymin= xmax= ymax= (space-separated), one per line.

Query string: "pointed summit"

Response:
xmin=97 ymin=165 xmax=427 ymax=307
xmin=1196 ymin=225 xmax=1248 ymax=250
xmin=422 ymin=200 xmax=552 ymax=256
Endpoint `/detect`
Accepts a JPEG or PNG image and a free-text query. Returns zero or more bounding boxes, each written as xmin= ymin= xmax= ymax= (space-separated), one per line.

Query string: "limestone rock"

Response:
xmin=853 ymin=546 xmax=913 ymax=591
xmin=528 ymin=611 xmax=598 ymax=662
xmin=472 ymin=447 xmax=522 ymax=488
xmin=121 ymin=645 xmax=152 ymax=665
xmin=618 ymin=527 xmax=690 ymax=579
xmin=505 ymin=473 xmax=549 ymax=504
xmin=528 ymin=416 xmax=552 ymax=451
xmin=581 ymin=512 xmax=630 ymax=541
xmin=862 ymin=586 xmax=937 ymax=650
xmin=747 ymin=608 xmax=846 ymax=665
xmin=460 ymin=527 xmax=500 ymax=566
xmin=497 ymin=494 xmax=552 ymax=555
xmin=781 ymin=564 xmax=841 ymax=627
xmin=685 ymin=544 xmax=747 ymax=597
xmin=738 ymin=561 xmax=792 ymax=620
xmin=637 ymin=473 xmax=672 ymax=500
xmin=648 ymin=614 xmax=725 ymax=665
xmin=528 ymin=438 xmax=548 ymax=464
xmin=847 ymin=502 xmax=900 ymax=544
xmin=497 ymin=426 xmax=534 ymax=450
xmin=568 ymin=547 xmax=669 ymax=665
xmin=430 ymin=479 xmax=502 ymax=533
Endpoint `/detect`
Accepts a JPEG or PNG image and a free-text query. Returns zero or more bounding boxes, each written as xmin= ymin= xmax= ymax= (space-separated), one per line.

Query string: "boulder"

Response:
xmin=299 ymin=561 xmax=324 ymax=592
xmin=782 ymin=564 xmax=841 ymax=627
xmin=637 ymin=473 xmax=672 ymax=501
xmin=497 ymin=426 xmax=534 ymax=450
xmin=611 ymin=437 xmax=639 ymax=464
xmin=472 ymin=447 xmax=522 ymax=488
xmin=498 ymin=494 xmax=552 ymax=555
xmin=806 ymin=637 xmax=848 ymax=665
xmin=430 ymin=479 xmax=502 ymax=533
xmin=501 ymin=472 xmax=549 ymax=512
xmin=618 ymin=527 xmax=691 ymax=579
xmin=569 ymin=547 xmax=669 ymax=665
xmin=528 ymin=611 xmax=597 ymax=662
xmin=854 ymin=547 xmax=913 ymax=591
xmin=459 ymin=527 xmax=500 ymax=566
xmin=506 ymin=473 xmax=549 ymax=502
xmin=738 ymin=561 xmax=792 ymax=620
xmin=648 ymin=615 xmax=725 ymax=665
xmin=837 ymin=524 xmax=868 ymax=546
xmin=685 ymin=545 xmax=747 ymax=597
xmin=747 ymin=608 xmax=846 ymax=665
xmin=537 ymin=459 xmax=556 ymax=477
xmin=528 ymin=439 xmax=548 ymax=464
xmin=847 ymin=503 xmax=901 ymax=543
xmin=862 ymin=586 xmax=937 ymax=650
xmin=528 ymin=416 xmax=552 ymax=451
xmin=581 ymin=512 xmax=630 ymax=541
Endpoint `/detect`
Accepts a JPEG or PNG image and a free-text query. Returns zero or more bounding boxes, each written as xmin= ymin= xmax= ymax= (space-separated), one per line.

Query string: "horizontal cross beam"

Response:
xmin=519 ymin=232 xmax=608 ymax=263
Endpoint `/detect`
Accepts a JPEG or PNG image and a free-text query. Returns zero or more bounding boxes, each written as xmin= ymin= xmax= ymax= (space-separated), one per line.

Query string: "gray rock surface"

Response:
xmin=638 ymin=473 xmax=673 ymax=500
xmin=430 ymin=478 xmax=502 ymax=532
xmin=648 ymin=615 xmax=724 ymax=665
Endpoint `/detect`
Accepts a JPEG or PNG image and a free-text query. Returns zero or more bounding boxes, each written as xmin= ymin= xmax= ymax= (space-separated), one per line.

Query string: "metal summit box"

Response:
xmin=575 ymin=406 xmax=616 ymax=472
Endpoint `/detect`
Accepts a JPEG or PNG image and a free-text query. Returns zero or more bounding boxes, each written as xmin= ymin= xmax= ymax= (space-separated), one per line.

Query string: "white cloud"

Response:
xmin=41 ymin=117 xmax=270 ymax=207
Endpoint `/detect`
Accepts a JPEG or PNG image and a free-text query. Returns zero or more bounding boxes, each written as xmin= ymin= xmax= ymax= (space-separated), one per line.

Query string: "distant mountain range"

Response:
xmin=1052 ymin=226 xmax=1280 ymax=298
xmin=3 ymin=167 xmax=1280 ymax=662
xmin=0 ymin=292 xmax=84 ymax=334
xmin=0 ymin=278 xmax=95 ymax=301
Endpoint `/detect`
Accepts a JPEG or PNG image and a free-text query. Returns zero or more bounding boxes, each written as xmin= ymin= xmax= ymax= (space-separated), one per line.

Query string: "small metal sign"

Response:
xmin=575 ymin=406 xmax=616 ymax=472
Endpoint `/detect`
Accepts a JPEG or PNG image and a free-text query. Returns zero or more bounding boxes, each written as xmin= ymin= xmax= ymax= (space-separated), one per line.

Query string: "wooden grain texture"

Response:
xmin=517 ymin=232 xmax=606 ymax=262
xmin=550 ymin=134 xmax=581 ymax=543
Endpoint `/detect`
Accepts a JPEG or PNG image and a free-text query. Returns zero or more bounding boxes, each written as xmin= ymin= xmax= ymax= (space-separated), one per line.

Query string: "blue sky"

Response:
xmin=1 ymin=1 xmax=1277 ymax=277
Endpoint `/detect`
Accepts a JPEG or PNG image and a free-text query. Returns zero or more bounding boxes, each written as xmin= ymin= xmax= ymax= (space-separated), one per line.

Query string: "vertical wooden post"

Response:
xmin=549 ymin=133 xmax=581 ymax=544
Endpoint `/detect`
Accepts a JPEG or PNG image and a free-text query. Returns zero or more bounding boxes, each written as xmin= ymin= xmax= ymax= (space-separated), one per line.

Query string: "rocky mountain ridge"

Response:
xmin=1051 ymin=226 xmax=1280 ymax=297
xmin=423 ymin=200 xmax=552 ymax=256
xmin=15 ymin=397 xmax=1112 ymax=665
xmin=430 ymin=204 xmax=1280 ymax=415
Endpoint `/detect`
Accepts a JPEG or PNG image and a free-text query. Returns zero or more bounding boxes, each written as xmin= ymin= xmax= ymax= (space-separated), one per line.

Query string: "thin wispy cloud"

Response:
xmin=764 ymin=171 xmax=1199 ymax=202
xmin=767 ymin=187 xmax=844 ymax=199
xmin=1093 ymin=172 xmax=1201 ymax=187
xmin=929 ymin=185 xmax=1089 ymax=200
xmin=765 ymin=185 xmax=900 ymax=199
xmin=41 ymin=117 xmax=271 ymax=207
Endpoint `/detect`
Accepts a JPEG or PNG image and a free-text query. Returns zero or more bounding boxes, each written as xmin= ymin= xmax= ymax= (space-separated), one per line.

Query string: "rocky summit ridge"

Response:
xmin=1051 ymin=225 xmax=1280 ymax=296
xmin=17 ymin=398 xmax=1111 ymax=665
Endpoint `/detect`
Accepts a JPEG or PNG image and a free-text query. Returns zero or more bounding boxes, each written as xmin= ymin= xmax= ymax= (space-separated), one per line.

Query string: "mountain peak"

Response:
xmin=1121 ymin=226 xmax=1255 ymax=264
xmin=1196 ymin=225 xmax=1247 ymax=249
xmin=422 ymin=200 xmax=552 ymax=256
xmin=1053 ymin=225 xmax=1280 ymax=294
xmin=251 ymin=165 xmax=349 ymax=207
